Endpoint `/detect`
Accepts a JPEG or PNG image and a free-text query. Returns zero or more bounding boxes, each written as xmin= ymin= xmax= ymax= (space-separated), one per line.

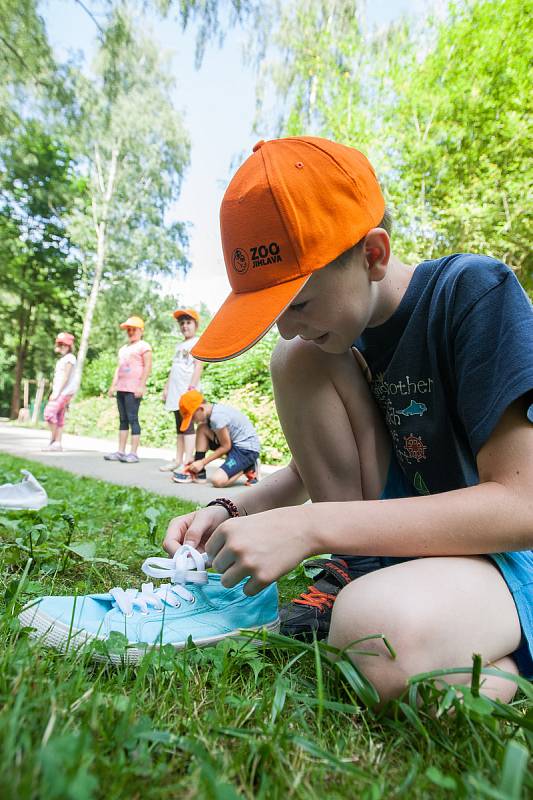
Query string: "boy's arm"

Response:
xmin=201 ymin=427 xmax=232 ymax=466
xmin=234 ymin=460 xmax=308 ymax=514
xmin=206 ymin=397 xmax=533 ymax=593
xmin=189 ymin=360 xmax=204 ymax=389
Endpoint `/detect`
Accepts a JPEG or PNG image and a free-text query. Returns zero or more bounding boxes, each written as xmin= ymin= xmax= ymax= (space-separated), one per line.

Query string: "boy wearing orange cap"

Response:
xmin=43 ymin=332 xmax=78 ymax=451
xmin=105 ymin=316 xmax=152 ymax=463
xmin=172 ymin=389 xmax=260 ymax=488
xmin=160 ymin=309 xmax=204 ymax=472
xmin=163 ymin=136 xmax=533 ymax=704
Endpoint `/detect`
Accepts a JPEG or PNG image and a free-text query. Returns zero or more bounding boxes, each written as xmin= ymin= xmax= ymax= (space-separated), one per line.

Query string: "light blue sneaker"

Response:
xmin=19 ymin=545 xmax=280 ymax=664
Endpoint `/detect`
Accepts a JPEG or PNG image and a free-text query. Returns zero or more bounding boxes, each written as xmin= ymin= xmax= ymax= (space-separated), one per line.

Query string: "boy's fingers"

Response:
xmin=182 ymin=525 xmax=204 ymax=548
xmin=163 ymin=513 xmax=195 ymax=555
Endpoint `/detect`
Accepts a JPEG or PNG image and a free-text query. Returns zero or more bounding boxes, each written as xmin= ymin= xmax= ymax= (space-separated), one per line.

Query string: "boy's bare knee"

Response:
xmin=211 ymin=474 xmax=229 ymax=488
xmin=329 ymin=577 xmax=425 ymax=662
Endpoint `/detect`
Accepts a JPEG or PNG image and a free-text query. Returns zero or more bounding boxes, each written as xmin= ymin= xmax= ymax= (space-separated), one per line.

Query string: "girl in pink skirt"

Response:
xmin=43 ymin=332 xmax=77 ymax=451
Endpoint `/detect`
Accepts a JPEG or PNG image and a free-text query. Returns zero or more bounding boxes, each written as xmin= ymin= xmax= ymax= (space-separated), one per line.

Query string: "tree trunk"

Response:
xmin=10 ymin=304 xmax=32 ymax=419
xmin=72 ymin=144 xmax=119 ymax=392
xmin=73 ymin=224 xmax=106 ymax=389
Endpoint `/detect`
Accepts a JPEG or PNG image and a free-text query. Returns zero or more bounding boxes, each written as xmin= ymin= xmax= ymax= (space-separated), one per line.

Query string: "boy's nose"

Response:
xmin=276 ymin=311 xmax=298 ymax=340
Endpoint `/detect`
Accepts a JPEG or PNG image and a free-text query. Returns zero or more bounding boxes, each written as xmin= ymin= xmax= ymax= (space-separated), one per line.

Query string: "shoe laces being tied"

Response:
xmin=109 ymin=545 xmax=210 ymax=617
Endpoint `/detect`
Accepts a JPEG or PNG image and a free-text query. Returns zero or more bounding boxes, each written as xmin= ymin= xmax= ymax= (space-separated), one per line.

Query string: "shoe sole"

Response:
xmin=19 ymin=607 xmax=280 ymax=665
xmin=172 ymin=477 xmax=193 ymax=484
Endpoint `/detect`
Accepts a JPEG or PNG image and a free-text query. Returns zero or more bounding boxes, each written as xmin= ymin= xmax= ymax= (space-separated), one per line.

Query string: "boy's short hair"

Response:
xmin=335 ymin=208 xmax=393 ymax=268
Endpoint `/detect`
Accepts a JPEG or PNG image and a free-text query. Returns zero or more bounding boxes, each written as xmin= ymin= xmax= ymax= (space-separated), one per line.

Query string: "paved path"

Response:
xmin=0 ymin=423 xmax=281 ymax=505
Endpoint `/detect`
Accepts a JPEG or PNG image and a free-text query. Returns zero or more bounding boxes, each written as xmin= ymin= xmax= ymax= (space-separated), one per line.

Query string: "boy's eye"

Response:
xmin=290 ymin=300 xmax=308 ymax=312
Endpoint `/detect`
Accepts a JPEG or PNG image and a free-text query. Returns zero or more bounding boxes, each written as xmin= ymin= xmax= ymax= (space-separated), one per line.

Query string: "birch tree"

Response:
xmin=69 ymin=8 xmax=190 ymax=388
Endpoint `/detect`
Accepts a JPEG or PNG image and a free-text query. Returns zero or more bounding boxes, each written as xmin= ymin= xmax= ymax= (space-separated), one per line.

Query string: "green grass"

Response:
xmin=0 ymin=453 xmax=531 ymax=799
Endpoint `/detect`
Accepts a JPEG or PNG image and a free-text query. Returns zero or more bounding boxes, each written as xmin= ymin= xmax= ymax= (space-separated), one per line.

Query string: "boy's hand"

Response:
xmin=187 ymin=459 xmax=205 ymax=474
xmin=163 ymin=505 xmax=230 ymax=555
xmin=206 ymin=507 xmax=311 ymax=595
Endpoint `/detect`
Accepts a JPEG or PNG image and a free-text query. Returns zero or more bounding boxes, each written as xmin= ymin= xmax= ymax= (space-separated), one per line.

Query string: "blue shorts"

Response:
xmin=381 ymin=456 xmax=533 ymax=679
xmin=220 ymin=446 xmax=259 ymax=479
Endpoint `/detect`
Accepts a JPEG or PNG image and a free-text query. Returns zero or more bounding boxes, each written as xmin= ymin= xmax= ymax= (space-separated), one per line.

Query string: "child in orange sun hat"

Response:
xmin=105 ymin=316 xmax=152 ymax=464
xmin=159 ymin=308 xmax=204 ymax=472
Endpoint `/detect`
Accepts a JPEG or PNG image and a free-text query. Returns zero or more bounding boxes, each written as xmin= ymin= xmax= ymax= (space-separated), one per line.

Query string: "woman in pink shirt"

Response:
xmin=104 ymin=316 xmax=152 ymax=463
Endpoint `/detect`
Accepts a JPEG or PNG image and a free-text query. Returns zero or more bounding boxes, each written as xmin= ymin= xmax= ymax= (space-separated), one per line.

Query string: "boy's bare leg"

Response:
xmin=211 ymin=468 xmax=244 ymax=488
xmin=175 ymin=434 xmax=185 ymax=466
xmin=183 ymin=433 xmax=196 ymax=464
xmin=328 ymin=556 xmax=521 ymax=704
xmin=271 ymin=337 xmax=391 ymax=502
xmin=195 ymin=423 xmax=215 ymax=452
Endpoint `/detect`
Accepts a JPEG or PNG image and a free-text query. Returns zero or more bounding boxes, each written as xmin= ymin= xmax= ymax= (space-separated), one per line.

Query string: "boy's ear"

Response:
xmin=363 ymin=228 xmax=390 ymax=281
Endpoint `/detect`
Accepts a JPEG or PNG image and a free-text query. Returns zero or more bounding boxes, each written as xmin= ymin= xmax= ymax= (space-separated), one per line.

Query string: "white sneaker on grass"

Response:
xmin=0 ymin=470 xmax=48 ymax=511
xmin=19 ymin=545 xmax=280 ymax=664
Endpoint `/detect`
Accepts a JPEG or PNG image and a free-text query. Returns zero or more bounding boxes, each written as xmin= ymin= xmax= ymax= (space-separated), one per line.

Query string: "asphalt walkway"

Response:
xmin=0 ymin=422 xmax=281 ymax=505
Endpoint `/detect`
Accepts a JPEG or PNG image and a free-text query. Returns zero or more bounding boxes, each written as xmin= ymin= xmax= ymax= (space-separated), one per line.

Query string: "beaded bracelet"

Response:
xmin=206 ymin=497 xmax=240 ymax=518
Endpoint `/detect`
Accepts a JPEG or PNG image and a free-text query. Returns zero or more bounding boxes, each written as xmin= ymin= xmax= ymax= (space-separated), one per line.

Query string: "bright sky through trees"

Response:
xmin=41 ymin=0 xmax=434 ymax=312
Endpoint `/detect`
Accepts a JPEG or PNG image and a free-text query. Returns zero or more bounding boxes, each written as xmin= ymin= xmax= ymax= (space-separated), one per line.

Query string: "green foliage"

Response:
xmin=381 ymin=0 xmax=533 ymax=283
xmin=0 ymin=118 xmax=83 ymax=415
xmin=257 ymin=0 xmax=532 ymax=289
xmin=201 ymin=332 xmax=278 ymax=399
xmin=0 ymin=452 xmax=531 ymax=798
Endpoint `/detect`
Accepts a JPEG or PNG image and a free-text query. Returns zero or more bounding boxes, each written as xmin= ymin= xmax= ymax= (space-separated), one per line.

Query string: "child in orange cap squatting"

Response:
xmin=43 ymin=332 xmax=78 ymax=451
xmin=159 ymin=309 xmax=204 ymax=473
xmin=163 ymin=136 xmax=533 ymax=706
xmin=105 ymin=316 xmax=152 ymax=464
xmin=172 ymin=389 xmax=260 ymax=488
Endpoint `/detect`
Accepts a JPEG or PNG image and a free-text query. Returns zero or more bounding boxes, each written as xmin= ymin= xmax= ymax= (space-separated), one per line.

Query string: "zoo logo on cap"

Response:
xmin=232 ymin=248 xmax=249 ymax=274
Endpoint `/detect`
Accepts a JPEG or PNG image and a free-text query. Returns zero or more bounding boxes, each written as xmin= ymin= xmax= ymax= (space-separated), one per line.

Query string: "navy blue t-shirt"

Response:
xmin=356 ymin=254 xmax=533 ymax=495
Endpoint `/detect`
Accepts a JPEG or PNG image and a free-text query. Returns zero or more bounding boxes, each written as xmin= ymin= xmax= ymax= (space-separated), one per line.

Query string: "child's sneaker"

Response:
xmin=19 ymin=545 xmax=279 ymax=664
xmin=104 ymin=451 xmax=125 ymax=461
xmin=244 ymin=467 xmax=258 ymax=486
xmin=172 ymin=469 xmax=193 ymax=483
xmin=192 ymin=469 xmax=207 ymax=484
xmin=159 ymin=461 xmax=180 ymax=472
xmin=121 ymin=453 xmax=139 ymax=463
xmin=279 ymin=556 xmax=382 ymax=640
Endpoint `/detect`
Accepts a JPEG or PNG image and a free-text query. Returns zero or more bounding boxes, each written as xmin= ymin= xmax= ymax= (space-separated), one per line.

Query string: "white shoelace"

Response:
xmin=109 ymin=545 xmax=210 ymax=616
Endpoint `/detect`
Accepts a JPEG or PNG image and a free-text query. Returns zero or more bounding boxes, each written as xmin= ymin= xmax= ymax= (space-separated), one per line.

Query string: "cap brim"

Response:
xmin=192 ymin=275 xmax=310 ymax=362
xmin=179 ymin=413 xmax=193 ymax=432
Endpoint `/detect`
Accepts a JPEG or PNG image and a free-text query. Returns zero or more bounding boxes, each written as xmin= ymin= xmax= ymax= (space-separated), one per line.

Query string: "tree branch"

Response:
xmin=73 ymin=0 xmax=105 ymax=35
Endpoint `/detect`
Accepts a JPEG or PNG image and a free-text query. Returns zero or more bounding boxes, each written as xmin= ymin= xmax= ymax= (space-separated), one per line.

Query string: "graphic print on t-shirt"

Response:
xmin=371 ymin=370 xmax=432 ymax=470
xmin=356 ymin=254 xmax=533 ymax=497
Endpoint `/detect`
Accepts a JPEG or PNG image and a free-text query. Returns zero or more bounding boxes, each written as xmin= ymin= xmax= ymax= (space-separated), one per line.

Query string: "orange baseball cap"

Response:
xmin=173 ymin=308 xmax=200 ymax=323
xmin=120 ymin=315 xmax=145 ymax=330
xmin=178 ymin=389 xmax=204 ymax=432
xmin=55 ymin=332 xmax=74 ymax=347
xmin=192 ymin=136 xmax=385 ymax=362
